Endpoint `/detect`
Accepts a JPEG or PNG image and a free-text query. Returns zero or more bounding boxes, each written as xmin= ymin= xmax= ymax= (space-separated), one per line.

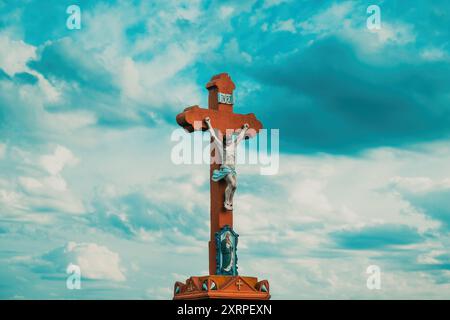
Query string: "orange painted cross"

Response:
xmin=176 ymin=73 xmax=263 ymax=275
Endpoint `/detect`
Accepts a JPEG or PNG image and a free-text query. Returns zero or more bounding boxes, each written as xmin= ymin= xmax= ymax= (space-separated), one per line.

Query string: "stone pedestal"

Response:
xmin=173 ymin=275 xmax=270 ymax=300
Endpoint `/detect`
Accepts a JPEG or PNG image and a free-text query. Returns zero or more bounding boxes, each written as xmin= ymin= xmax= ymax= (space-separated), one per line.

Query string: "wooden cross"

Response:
xmin=176 ymin=73 xmax=263 ymax=275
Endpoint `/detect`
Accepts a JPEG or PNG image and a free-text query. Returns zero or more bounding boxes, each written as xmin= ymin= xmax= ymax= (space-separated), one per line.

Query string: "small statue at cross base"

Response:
xmin=204 ymin=117 xmax=249 ymax=211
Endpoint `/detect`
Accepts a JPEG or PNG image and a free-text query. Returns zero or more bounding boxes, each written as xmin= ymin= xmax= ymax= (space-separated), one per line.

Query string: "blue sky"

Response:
xmin=0 ymin=0 xmax=449 ymax=299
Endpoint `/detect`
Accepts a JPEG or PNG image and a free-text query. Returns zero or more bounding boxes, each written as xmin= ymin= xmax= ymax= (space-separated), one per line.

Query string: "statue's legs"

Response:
xmin=224 ymin=174 xmax=237 ymax=210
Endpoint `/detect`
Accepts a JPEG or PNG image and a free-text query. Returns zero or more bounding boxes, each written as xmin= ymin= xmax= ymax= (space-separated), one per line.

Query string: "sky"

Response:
xmin=0 ymin=0 xmax=449 ymax=299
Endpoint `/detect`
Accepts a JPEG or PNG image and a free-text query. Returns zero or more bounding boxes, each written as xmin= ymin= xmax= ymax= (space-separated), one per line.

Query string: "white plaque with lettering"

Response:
xmin=218 ymin=92 xmax=234 ymax=105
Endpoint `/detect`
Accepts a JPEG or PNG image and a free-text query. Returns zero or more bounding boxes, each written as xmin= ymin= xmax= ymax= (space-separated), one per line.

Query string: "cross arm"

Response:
xmin=176 ymin=105 xmax=211 ymax=132
xmin=176 ymin=106 xmax=263 ymax=138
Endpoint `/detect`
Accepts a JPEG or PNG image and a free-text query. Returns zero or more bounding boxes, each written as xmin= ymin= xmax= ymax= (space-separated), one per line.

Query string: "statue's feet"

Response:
xmin=224 ymin=201 xmax=233 ymax=211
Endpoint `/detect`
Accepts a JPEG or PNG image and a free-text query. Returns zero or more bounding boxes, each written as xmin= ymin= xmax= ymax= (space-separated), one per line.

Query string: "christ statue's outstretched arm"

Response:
xmin=235 ymin=123 xmax=249 ymax=145
xmin=204 ymin=117 xmax=223 ymax=148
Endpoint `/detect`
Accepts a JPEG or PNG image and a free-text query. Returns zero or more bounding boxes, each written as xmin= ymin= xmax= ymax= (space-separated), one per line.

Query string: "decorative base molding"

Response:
xmin=173 ymin=275 xmax=270 ymax=300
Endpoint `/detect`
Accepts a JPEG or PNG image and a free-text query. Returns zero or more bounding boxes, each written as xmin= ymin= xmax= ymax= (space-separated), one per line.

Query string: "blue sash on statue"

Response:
xmin=212 ymin=165 xmax=236 ymax=182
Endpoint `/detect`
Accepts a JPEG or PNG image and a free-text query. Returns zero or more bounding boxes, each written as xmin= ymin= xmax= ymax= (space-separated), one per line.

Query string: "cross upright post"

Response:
xmin=177 ymin=73 xmax=262 ymax=275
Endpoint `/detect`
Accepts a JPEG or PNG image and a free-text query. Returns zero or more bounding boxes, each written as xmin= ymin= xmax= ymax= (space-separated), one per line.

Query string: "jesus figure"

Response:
xmin=204 ymin=117 xmax=249 ymax=211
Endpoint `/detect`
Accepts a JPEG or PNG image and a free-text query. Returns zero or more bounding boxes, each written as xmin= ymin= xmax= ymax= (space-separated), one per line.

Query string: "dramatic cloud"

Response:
xmin=0 ymin=34 xmax=36 ymax=76
xmin=331 ymin=224 xmax=424 ymax=250
xmin=389 ymin=177 xmax=450 ymax=231
xmin=248 ymin=37 xmax=450 ymax=153
xmin=0 ymin=144 xmax=84 ymax=225
xmin=39 ymin=242 xmax=126 ymax=282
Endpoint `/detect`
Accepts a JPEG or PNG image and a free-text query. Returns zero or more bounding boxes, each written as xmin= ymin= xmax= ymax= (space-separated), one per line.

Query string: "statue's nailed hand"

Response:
xmin=204 ymin=117 xmax=212 ymax=128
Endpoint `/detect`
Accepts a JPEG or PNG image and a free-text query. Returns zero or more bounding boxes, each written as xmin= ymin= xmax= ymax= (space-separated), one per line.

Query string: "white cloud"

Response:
xmin=146 ymin=286 xmax=172 ymax=300
xmin=0 ymin=34 xmax=36 ymax=76
xmin=297 ymin=1 xmax=415 ymax=53
xmin=389 ymin=176 xmax=450 ymax=194
xmin=121 ymin=58 xmax=143 ymax=100
xmin=223 ymin=38 xmax=253 ymax=64
xmin=18 ymin=176 xmax=44 ymax=190
xmin=262 ymin=0 xmax=291 ymax=9
xmin=420 ymin=47 xmax=448 ymax=61
xmin=245 ymin=253 xmax=450 ymax=299
xmin=389 ymin=176 xmax=435 ymax=193
xmin=68 ymin=1 xmax=222 ymax=115
xmin=261 ymin=22 xmax=269 ymax=32
xmin=299 ymin=1 xmax=354 ymax=35
xmin=365 ymin=22 xmax=416 ymax=46
xmin=40 ymin=145 xmax=79 ymax=175
xmin=173 ymin=0 xmax=202 ymax=21
xmin=0 ymin=34 xmax=59 ymax=102
xmin=417 ymin=250 xmax=447 ymax=265
xmin=0 ymin=189 xmax=25 ymax=210
xmin=1 ymin=145 xmax=85 ymax=218
xmin=219 ymin=6 xmax=235 ymax=20
xmin=272 ymin=19 xmax=297 ymax=33
xmin=44 ymin=111 xmax=97 ymax=132
xmin=289 ymin=179 xmax=333 ymax=214
xmin=43 ymin=242 xmax=126 ymax=281
xmin=235 ymin=141 xmax=450 ymax=265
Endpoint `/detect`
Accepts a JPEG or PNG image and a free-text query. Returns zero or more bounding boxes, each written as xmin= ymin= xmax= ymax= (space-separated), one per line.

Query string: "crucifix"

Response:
xmin=176 ymin=73 xmax=262 ymax=275
xmin=173 ymin=73 xmax=270 ymax=300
